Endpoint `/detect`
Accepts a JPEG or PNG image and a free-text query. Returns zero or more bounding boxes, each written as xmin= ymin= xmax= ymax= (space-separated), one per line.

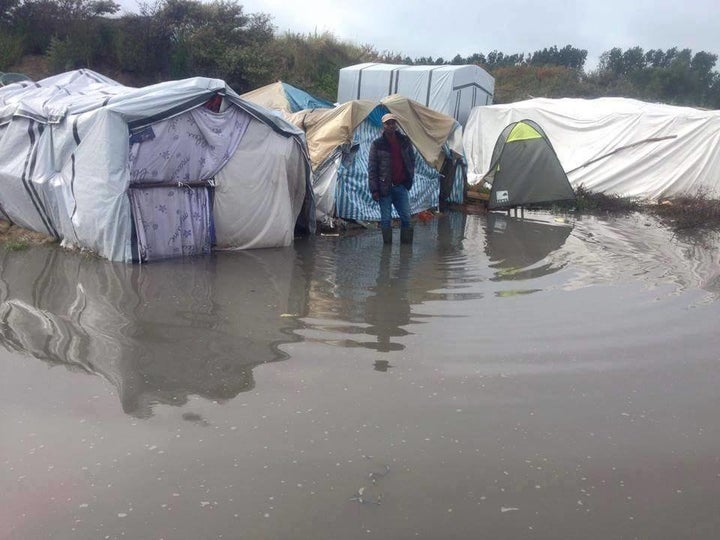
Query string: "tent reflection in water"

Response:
xmin=480 ymin=119 xmax=575 ymax=210
xmin=0 ymin=70 xmax=314 ymax=262
xmin=0 ymin=246 xmax=308 ymax=418
xmin=485 ymin=212 xmax=573 ymax=281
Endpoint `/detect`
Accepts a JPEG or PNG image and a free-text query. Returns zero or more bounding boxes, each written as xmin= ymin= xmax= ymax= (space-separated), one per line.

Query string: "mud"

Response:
xmin=1 ymin=210 xmax=719 ymax=539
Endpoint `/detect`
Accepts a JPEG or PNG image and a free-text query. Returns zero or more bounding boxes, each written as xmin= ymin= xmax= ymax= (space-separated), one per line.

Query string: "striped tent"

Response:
xmin=288 ymin=95 xmax=465 ymax=223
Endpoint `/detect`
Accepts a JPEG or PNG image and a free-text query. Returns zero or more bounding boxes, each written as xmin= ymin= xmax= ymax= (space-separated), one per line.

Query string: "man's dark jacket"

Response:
xmin=368 ymin=131 xmax=416 ymax=198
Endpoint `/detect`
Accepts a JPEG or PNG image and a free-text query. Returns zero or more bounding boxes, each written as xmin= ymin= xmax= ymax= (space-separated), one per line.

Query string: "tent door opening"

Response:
xmin=129 ymin=183 xmax=214 ymax=263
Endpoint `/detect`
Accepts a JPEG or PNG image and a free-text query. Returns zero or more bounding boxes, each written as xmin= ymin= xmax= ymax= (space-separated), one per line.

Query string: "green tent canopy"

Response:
xmin=483 ymin=119 xmax=575 ymax=209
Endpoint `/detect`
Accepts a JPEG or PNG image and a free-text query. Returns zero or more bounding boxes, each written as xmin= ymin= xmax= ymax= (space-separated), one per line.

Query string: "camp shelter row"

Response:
xmin=0 ymin=70 xmax=466 ymax=262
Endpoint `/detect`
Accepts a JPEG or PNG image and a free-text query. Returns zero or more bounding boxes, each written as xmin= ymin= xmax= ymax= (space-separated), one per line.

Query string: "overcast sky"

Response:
xmin=121 ymin=0 xmax=720 ymax=71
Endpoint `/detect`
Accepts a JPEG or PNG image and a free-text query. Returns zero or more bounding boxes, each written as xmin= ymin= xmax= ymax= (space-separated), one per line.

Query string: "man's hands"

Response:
xmin=372 ymin=192 xmax=380 ymax=202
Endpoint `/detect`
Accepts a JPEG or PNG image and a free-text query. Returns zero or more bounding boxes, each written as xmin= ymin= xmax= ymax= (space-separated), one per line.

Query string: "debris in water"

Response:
xmin=369 ymin=465 xmax=391 ymax=483
xmin=350 ymin=486 xmax=382 ymax=505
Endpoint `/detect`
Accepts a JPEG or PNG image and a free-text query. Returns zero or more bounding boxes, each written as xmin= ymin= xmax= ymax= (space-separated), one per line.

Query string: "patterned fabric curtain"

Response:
xmin=127 ymin=104 xmax=252 ymax=262
xmin=128 ymin=105 xmax=251 ymax=184
xmin=129 ymin=186 xmax=212 ymax=262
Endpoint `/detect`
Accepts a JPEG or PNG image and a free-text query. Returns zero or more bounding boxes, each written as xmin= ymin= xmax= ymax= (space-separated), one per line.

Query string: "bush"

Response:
xmin=0 ymin=32 xmax=23 ymax=70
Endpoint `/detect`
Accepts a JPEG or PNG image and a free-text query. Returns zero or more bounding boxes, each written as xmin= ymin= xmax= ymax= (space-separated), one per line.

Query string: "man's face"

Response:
xmin=383 ymin=119 xmax=398 ymax=134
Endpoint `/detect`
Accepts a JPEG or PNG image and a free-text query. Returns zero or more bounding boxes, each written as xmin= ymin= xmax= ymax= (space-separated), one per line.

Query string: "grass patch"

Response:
xmin=4 ymin=239 xmax=29 ymax=251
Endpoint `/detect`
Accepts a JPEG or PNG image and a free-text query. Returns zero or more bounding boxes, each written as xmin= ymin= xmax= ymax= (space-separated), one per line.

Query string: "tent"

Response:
xmin=464 ymin=97 xmax=720 ymax=200
xmin=482 ymin=119 xmax=574 ymax=209
xmin=0 ymin=69 xmax=314 ymax=262
xmin=241 ymin=81 xmax=334 ymax=113
xmin=338 ymin=63 xmax=495 ymax=125
xmin=286 ymin=94 xmax=466 ymax=224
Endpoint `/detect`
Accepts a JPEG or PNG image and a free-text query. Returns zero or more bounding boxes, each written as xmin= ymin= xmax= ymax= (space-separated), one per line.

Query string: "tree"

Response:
xmin=0 ymin=0 xmax=21 ymax=25
xmin=528 ymin=45 xmax=587 ymax=70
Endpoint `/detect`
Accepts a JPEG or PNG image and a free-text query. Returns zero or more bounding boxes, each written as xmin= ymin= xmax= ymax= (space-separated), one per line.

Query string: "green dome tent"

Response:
xmin=483 ymin=119 xmax=575 ymax=209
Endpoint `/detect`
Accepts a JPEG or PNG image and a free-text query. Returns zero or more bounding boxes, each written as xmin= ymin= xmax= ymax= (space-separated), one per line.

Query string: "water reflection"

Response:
xmin=485 ymin=212 xmax=572 ymax=283
xmin=295 ymin=212 xmax=474 ymax=355
xmin=0 ymin=247 xmax=306 ymax=418
xmin=4 ymin=209 xmax=716 ymax=417
xmin=364 ymin=245 xmax=413 ymax=353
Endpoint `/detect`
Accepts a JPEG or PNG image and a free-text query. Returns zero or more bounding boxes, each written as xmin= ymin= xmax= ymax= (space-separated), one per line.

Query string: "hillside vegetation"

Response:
xmin=2 ymin=0 xmax=720 ymax=108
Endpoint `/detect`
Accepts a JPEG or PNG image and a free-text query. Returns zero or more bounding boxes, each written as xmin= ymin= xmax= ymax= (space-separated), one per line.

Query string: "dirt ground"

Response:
xmin=0 ymin=219 xmax=57 ymax=247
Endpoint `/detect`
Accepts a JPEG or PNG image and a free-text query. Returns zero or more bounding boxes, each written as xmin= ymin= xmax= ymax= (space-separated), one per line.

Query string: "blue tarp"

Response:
xmin=282 ymin=82 xmax=334 ymax=112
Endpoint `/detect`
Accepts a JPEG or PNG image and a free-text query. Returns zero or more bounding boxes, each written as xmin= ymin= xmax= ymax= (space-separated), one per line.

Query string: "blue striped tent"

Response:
xmin=335 ymin=106 xmax=464 ymax=221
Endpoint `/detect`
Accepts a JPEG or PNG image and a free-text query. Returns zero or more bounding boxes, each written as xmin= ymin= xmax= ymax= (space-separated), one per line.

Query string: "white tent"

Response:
xmin=464 ymin=97 xmax=720 ymax=200
xmin=337 ymin=63 xmax=495 ymax=125
xmin=0 ymin=70 xmax=314 ymax=262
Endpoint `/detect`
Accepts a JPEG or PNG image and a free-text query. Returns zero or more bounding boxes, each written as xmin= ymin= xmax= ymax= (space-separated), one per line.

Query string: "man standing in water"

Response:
xmin=368 ymin=113 xmax=415 ymax=245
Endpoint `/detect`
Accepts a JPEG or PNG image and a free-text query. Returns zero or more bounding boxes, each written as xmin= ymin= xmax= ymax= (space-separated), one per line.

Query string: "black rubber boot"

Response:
xmin=381 ymin=227 xmax=392 ymax=245
xmin=400 ymin=227 xmax=414 ymax=245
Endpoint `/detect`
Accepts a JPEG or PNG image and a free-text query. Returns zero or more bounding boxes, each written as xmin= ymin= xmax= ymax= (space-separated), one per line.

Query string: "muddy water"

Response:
xmin=1 ymin=210 xmax=720 ymax=540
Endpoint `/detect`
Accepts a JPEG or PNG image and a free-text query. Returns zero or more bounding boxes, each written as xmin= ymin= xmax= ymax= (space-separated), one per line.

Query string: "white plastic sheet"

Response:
xmin=464 ymin=97 xmax=720 ymax=199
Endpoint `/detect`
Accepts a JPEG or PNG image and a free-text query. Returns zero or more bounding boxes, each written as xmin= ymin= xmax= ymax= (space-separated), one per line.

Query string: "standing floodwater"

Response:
xmin=1 ymin=210 xmax=720 ymax=540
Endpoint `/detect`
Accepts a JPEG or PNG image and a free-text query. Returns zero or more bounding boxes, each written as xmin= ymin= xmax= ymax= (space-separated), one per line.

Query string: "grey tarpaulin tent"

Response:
xmin=483 ymin=119 xmax=575 ymax=209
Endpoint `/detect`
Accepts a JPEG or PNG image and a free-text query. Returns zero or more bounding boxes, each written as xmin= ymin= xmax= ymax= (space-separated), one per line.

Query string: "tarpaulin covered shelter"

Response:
xmin=241 ymin=81 xmax=334 ymax=113
xmin=464 ymin=97 xmax=720 ymax=200
xmin=287 ymin=94 xmax=465 ymax=223
xmin=0 ymin=69 xmax=314 ymax=262
xmin=482 ymin=119 xmax=574 ymax=209
xmin=338 ymin=63 xmax=495 ymax=125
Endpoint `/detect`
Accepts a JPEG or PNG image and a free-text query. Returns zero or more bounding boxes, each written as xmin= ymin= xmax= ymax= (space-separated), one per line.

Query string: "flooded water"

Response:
xmin=1 ymin=210 xmax=720 ymax=540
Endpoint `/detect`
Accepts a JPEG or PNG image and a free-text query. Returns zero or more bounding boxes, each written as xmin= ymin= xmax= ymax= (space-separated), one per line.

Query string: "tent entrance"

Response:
xmin=129 ymin=184 xmax=213 ymax=262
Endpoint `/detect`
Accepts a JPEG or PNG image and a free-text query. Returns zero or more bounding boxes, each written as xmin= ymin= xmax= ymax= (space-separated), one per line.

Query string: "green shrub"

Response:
xmin=0 ymin=33 xmax=23 ymax=70
xmin=4 ymin=239 xmax=29 ymax=251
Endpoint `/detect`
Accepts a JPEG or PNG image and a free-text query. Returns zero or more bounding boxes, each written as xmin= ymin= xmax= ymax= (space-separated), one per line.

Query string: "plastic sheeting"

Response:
xmin=213 ymin=118 xmax=307 ymax=249
xmin=287 ymin=95 xmax=463 ymax=172
xmin=464 ymin=97 xmax=720 ymax=200
xmin=338 ymin=64 xmax=495 ymax=125
xmin=0 ymin=69 xmax=313 ymax=262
